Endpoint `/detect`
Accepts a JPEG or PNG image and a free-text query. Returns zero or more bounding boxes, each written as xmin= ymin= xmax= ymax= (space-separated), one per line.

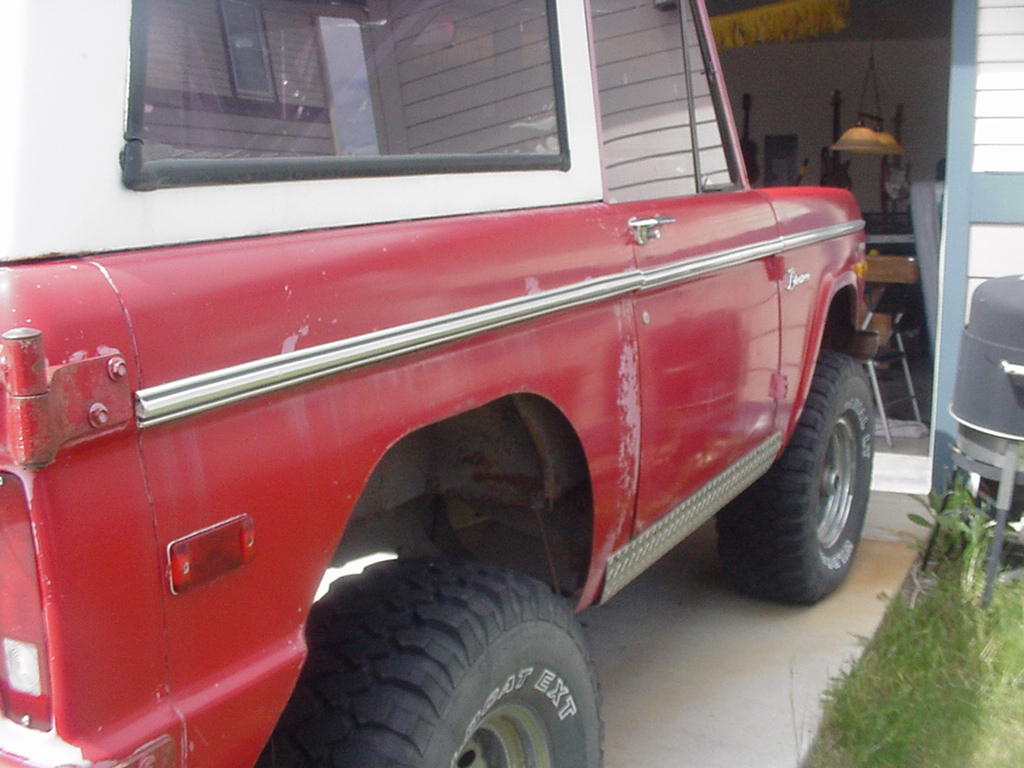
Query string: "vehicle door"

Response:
xmin=590 ymin=0 xmax=782 ymax=537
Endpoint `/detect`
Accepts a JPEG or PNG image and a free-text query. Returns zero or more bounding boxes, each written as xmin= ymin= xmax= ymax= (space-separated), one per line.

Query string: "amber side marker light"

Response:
xmin=0 ymin=473 xmax=52 ymax=729
xmin=168 ymin=514 xmax=256 ymax=595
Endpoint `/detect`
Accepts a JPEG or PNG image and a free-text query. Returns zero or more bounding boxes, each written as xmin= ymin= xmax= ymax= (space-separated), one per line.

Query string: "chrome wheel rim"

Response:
xmin=817 ymin=414 xmax=857 ymax=549
xmin=456 ymin=704 xmax=551 ymax=768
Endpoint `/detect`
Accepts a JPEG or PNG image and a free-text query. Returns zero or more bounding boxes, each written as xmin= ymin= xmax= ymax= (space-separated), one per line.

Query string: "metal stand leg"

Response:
xmin=893 ymin=328 xmax=924 ymax=423
xmin=866 ymin=360 xmax=893 ymax=448
xmin=982 ymin=441 xmax=1021 ymax=607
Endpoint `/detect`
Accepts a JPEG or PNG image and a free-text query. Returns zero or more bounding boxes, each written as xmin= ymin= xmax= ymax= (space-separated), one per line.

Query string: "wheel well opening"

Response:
xmin=820 ymin=286 xmax=856 ymax=354
xmin=328 ymin=394 xmax=594 ymax=597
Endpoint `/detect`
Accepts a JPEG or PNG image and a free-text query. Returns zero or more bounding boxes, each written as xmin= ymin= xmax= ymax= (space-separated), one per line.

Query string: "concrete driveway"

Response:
xmin=583 ymin=498 xmax=918 ymax=768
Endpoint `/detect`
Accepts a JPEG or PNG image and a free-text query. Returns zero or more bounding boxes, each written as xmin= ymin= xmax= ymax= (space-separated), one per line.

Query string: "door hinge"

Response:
xmin=1 ymin=328 xmax=133 ymax=469
xmin=770 ymin=371 xmax=789 ymax=401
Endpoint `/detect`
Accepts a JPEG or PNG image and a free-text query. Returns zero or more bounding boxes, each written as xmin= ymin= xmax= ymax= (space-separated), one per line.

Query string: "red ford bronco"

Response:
xmin=0 ymin=1 xmax=875 ymax=766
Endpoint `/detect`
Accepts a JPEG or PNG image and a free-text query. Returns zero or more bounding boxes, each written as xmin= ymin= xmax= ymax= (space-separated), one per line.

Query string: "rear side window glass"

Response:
xmin=590 ymin=0 xmax=735 ymax=202
xmin=123 ymin=0 xmax=568 ymax=189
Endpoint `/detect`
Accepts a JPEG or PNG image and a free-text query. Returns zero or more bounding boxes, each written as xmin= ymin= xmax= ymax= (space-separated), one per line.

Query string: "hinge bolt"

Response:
xmin=107 ymin=356 xmax=128 ymax=381
xmin=88 ymin=402 xmax=110 ymax=429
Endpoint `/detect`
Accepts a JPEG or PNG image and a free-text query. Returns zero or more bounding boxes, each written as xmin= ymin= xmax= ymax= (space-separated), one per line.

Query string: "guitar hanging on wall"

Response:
xmin=882 ymin=103 xmax=910 ymax=213
xmin=741 ymin=93 xmax=760 ymax=184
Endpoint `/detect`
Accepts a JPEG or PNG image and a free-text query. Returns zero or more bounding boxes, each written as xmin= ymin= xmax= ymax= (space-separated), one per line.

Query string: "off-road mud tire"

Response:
xmin=716 ymin=350 xmax=874 ymax=604
xmin=257 ymin=559 xmax=602 ymax=768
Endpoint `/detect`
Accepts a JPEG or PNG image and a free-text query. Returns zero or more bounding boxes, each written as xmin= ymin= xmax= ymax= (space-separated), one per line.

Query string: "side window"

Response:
xmin=590 ymin=0 xmax=734 ymax=202
xmin=124 ymin=0 xmax=567 ymax=189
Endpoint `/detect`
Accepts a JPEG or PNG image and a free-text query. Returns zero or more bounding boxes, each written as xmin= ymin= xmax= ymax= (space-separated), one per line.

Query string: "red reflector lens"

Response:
xmin=168 ymin=514 xmax=255 ymax=594
xmin=0 ymin=473 xmax=52 ymax=729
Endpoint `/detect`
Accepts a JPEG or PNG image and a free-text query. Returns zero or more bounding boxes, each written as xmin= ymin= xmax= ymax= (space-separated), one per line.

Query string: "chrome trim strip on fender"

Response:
xmin=600 ymin=432 xmax=783 ymax=603
xmin=137 ymin=270 xmax=644 ymax=426
xmin=777 ymin=218 xmax=864 ymax=251
xmin=640 ymin=219 xmax=863 ymax=291
xmin=136 ymin=221 xmax=863 ymax=427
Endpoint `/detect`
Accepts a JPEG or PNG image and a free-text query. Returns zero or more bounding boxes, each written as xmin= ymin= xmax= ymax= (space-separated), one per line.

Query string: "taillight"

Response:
xmin=0 ymin=473 xmax=51 ymax=729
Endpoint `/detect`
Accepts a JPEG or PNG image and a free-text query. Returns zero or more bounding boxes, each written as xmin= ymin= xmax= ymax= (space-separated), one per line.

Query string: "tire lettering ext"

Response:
xmin=534 ymin=668 xmax=578 ymax=720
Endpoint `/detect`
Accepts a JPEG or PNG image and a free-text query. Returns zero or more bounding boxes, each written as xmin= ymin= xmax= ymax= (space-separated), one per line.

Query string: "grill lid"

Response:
xmin=952 ymin=275 xmax=1024 ymax=440
xmin=963 ymin=275 xmax=1024 ymax=350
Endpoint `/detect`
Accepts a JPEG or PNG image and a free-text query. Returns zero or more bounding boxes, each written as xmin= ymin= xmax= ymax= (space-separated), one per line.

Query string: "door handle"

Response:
xmin=628 ymin=216 xmax=676 ymax=246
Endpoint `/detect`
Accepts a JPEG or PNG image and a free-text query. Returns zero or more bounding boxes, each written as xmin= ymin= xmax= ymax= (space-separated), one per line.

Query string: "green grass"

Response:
xmin=805 ymin=490 xmax=1024 ymax=768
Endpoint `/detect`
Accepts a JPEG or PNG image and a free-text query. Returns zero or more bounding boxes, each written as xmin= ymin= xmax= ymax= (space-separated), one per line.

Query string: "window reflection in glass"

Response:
xmin=137 ymin=0 xmax=561 ymax=164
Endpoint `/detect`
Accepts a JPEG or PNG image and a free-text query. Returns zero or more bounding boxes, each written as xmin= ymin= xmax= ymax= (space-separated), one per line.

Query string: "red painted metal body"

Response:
xmin=0 ymin=193 xmax=863 ymax=766
xmin=0 ymin=2 xmax=867 ymax=765
xmin=763 ymin=187 xmax=867 ymax=441
xmin=629 ymin=192 xmax=780 ymax=535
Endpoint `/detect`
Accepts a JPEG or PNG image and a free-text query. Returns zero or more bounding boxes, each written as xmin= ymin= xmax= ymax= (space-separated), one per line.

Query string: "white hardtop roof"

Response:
xmin=0 ymin=0 xmax=602 ymax=262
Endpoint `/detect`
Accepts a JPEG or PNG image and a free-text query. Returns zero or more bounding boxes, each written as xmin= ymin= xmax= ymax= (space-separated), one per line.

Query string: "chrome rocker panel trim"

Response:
xmin=600 ymin=432 xmax=783 ymax=603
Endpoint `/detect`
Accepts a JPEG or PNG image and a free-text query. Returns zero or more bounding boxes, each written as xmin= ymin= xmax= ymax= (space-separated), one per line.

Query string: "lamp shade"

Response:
xmin=832 ymin=124 xmax=899 ymax=155
xmin=875 ymin=130 xmax=905 ymax=155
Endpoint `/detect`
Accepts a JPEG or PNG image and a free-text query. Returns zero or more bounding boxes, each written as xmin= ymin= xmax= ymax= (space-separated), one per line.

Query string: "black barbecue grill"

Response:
xmin=950 ymin=274 xmax=1024 ymax=604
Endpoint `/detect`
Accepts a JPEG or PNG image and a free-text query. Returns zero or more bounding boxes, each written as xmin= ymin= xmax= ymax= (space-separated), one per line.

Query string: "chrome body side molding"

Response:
xmin=136 ymin=221 xmax=862 ymax=427
xmin=136 ymin=270 xmax=643 ymax=426
xmin=599 ymin=432 xmax=783 ymax=603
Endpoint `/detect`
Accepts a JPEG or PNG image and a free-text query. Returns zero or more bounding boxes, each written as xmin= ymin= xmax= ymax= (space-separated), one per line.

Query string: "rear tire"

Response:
xmin=258 ymin=559 xmax=602 ymax=768
xmin=716 ymin=350 xmax=873 ymax=604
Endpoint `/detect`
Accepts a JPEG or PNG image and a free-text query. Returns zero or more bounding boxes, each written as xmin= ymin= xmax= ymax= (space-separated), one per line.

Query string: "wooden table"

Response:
xmin=866 ymin=253 xmax=919 ymax=285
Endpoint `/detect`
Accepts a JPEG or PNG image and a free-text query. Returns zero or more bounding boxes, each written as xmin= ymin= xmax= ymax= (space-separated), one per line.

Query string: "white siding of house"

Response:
xmin=966 ymin=1 xmax=1024 ymax=317
xmin=391 ymin=3 xmax=559 ymax=155
xmin=966 ymin=223 xmax=1024 ymax=315
xmin=973 ymin=1 xmax=1024 ymax=172
xmin=591 ymin=0 xmax=729 ymax=202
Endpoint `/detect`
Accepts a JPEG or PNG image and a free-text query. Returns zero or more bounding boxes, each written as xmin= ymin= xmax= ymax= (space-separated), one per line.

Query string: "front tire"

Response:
xmin=717 ymin=350 xmax=874 ymax=604
xmin=258 ymin=559 xmax=602 ymax=768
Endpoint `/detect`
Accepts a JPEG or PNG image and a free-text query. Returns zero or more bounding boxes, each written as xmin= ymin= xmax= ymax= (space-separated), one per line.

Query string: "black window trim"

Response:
xmin=122 ymin=0 xmax=571 ymax=191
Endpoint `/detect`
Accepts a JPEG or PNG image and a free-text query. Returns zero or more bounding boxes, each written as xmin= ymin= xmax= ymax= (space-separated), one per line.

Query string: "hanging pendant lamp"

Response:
xmin=833 ymin=124 xmax=893 ymax=154
xmin=832 ymin=45 xmax=904 ymax=156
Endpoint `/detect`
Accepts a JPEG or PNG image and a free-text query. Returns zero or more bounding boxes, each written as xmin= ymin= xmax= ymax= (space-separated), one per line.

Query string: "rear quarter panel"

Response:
xmin=0 ymin=261 xmax=182 ymax=762
xmin=94 ymin=203 xmax=639 ymax=767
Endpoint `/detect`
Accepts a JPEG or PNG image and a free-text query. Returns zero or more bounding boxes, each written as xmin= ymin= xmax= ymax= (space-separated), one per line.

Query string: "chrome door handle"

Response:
xmin=628 ymin=215 xmax=676 ymax=246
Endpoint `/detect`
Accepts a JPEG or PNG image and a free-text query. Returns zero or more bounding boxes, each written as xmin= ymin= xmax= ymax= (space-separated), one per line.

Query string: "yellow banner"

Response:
xmin=711 ymin=0 xmax=850 ymax=50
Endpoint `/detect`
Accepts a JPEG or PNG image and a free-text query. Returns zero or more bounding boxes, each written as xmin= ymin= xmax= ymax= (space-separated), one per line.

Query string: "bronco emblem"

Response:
xmin=786 ymin=268 xmax=812 ymax=291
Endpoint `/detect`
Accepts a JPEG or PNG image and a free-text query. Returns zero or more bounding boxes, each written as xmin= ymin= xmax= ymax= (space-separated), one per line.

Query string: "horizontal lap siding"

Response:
xmin=141 ymin=106 xmax=332 ymax=157
xmin=967 ymin=3 xmax=1024 ymax=314
xmin=390 ymin=2 xmax=558 ymax=154
xmin=592 ymin=3 xmax=695 ymax=200
xmin=966 ymin=224 xmax=1024 ymax=314
xmin=687 ymin=37 xmax=728 ymax=185
xmin=143 ymin=0 xmax=333 ymax=158
xmin=973 ymin=2 xmax=1024 ymax=172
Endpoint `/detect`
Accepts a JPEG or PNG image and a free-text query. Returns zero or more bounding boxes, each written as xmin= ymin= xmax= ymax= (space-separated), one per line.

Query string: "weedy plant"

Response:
xmin=908 ymin=478 xmax=996 ymax=601
xmin=804 ymin=479 xmax=1024 ymax=768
